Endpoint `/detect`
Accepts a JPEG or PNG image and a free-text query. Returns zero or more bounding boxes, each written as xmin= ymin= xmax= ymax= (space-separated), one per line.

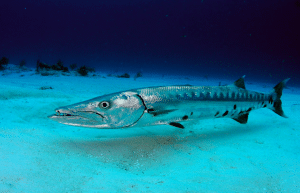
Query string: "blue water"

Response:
xmin=1 ymin=0 xmax=300 ymax=85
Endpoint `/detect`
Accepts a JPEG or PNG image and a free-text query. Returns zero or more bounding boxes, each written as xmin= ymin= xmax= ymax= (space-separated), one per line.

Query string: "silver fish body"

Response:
xmin=48 ymin=76 xmax=289 ymax=129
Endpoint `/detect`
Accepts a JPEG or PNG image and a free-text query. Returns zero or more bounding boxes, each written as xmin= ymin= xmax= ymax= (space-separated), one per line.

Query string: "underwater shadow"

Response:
xmin=59 ymin=122 xmax=271 ymax=171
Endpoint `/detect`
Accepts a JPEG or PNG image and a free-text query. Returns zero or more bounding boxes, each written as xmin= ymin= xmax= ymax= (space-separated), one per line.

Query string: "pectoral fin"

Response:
xmin=147 ymin=108 xmax=177 ymax=116
xmin=169 ymin=122 xmax=185 ymax=129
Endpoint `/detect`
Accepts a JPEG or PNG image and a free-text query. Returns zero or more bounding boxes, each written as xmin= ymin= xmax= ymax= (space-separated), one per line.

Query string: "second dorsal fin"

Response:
xmin=233 ymin=75 xmax=246 ymax=89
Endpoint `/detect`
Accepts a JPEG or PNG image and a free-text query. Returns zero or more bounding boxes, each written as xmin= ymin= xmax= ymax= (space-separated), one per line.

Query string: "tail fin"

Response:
xmin=269 ymin=78 xmax=290 ymax=118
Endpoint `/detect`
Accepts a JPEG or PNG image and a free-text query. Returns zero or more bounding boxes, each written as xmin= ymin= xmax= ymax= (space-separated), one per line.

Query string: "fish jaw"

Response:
xmin=48 ymin=108 xmax=111 ymax=128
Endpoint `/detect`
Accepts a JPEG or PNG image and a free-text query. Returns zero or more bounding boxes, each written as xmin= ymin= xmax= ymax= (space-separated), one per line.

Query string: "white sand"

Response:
xmin=1 ymin=68 xmax=299 ymax=192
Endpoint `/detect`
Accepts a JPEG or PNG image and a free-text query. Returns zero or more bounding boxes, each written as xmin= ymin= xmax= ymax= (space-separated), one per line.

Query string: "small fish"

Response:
xmin=48 ymin=76 xmax=290 ymax=129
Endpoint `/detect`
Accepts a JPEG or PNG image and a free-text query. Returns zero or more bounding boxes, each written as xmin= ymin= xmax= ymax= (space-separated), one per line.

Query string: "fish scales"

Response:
xmin=48 ymin=76 xmax=290 ymax=129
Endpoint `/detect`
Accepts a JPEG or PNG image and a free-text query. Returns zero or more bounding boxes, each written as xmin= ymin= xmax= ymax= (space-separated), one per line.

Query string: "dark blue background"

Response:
xmin=1 ymin=0 xmax=299 ymax=84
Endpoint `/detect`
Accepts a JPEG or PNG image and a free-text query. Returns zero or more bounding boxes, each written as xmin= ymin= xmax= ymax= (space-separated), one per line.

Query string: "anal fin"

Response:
xmin=232 ymin=113 xmax=249 ymax=124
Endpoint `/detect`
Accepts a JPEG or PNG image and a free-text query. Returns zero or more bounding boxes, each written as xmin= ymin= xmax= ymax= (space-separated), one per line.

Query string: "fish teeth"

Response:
xmin=55 ymin=112 xmax=73 ymax=116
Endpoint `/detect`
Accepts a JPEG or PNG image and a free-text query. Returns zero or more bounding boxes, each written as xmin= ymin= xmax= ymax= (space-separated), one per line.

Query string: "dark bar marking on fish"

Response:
xmin=231 ymin=92 xmax=236 ymax=99
xmin=234 ymin=104 xmax=237 ymax=110
xmin=236 ymin=93 xmax=240 ymax=100
xmin=215 ymin=111 xmax=220 ymax=117
xmin=184 ymin=93 xmax=189 ymax=99
xmin=240 ymin=94 xmax=243 ymax=100
xmin=213 ymin=92 xmax=218 ymax=99
xmin=269 ymin=97 xmax=273 ymax=104
xmin=222 ymin=111 xmax=229 ymax=116
xmin=219 ymin=92 xmax=224 ymax=99
xmin=226 ymin=92 xmax=229 ymax=99
xmin=205 ymin=92 xmax=211 ymax=100
xmin=200 ymin=93 xmax=205 ymax=99
xmin=182 ymin=115 xmax=188 ymax=120
xmin=191 ymin=92 xmax=196 ymax=100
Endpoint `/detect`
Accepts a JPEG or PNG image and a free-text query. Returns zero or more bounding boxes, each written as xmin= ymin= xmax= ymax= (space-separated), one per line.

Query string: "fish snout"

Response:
xmin=55 ymin=108 xmax=77 ymax=116
xmin=48 ymin=106 xmax=110 ymax=128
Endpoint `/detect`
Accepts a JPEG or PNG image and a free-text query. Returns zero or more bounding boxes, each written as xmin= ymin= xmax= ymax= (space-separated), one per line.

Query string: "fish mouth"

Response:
xmin=48 ymin=110 xmax=108 ymax=128
xmin=51 ymin=111 xmax=105 ymax=118
xmin=48 ymin=112 xmax=87 ymax=121
xmin=54 ymin=112 xmax=77 ymax=117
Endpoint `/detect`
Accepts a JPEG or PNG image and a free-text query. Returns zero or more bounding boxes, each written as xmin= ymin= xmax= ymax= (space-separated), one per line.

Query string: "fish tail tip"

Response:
xmin=270 ymin=78 xmax=290 ymax=118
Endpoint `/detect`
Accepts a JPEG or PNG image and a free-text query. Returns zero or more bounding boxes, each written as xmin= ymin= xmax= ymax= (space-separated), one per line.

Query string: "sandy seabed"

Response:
xmin=1 ymin=68 xmax=299 ymax=193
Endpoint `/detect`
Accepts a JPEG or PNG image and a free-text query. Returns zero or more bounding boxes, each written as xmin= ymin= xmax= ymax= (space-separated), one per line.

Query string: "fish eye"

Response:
xmin=99 ymin=101 xmax=110 ymax=109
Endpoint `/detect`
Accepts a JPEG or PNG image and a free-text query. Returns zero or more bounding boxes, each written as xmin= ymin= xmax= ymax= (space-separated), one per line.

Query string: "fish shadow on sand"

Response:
xmin=59 ymin=122 xmax=272 ymax=171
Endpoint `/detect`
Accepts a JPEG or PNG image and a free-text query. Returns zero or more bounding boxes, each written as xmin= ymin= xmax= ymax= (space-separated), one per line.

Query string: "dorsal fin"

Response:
xmin=233 ymin=75 xmax=246 ymax=89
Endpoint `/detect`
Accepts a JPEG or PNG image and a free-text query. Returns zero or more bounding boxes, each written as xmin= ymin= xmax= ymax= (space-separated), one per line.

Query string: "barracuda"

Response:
xmin=48 ymin=76 xmax=290 ymax=129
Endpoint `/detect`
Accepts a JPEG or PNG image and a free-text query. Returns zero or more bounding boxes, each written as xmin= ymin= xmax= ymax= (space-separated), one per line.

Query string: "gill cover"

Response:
xmin=102 ymin=91 xmax=145 ymax=128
